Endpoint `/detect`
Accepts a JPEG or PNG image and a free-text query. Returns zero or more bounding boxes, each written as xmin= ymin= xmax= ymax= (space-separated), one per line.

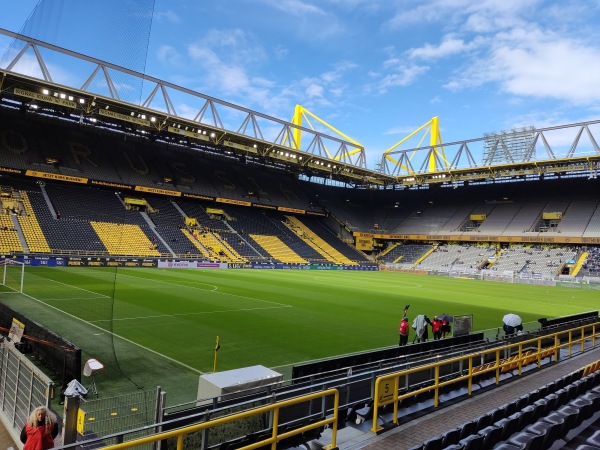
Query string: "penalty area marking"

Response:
xmin=310 ymin=276 xmax=423 ymax=289
xmin=18 ymin=291 xmax=204 ymax=375
xmin=36 ymin=277 xmax=112 ymax=299
xmin=118 ymin=271 xmax=291 ymax=308
xmin=91 ymin=304 xmax=292 ymax=322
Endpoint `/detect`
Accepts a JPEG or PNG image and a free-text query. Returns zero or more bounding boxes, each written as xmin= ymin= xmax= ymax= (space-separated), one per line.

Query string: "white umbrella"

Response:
xmin=503 ymin=313 xmax=522 ymax=327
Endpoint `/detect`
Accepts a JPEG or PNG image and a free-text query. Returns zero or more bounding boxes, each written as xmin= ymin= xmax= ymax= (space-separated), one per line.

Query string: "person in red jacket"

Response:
xmin=431 ymin=316 xmax=443 ymax=340
xmin=399 ymin=317 xmax=409 ymax=346
xmin=20 ymin=406 xmax=58 ymax=450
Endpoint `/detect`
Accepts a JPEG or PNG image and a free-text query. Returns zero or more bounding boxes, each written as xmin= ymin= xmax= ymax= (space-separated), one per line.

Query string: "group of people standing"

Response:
xmin=398 ymin=312 xmax=451 ymax=346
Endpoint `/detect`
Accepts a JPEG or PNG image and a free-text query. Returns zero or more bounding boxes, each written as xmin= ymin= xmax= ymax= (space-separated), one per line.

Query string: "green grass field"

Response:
xmin=1 ymin=266 xmax=597 ymax=405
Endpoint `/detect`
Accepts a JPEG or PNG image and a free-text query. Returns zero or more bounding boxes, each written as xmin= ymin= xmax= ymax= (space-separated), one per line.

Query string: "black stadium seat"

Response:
xmin=478 ymin=425 xmax=503 ymax=449
xmin=524 ymin=420 xmax=562 ymax=450
xmin=458 ymin=433 xmax=484 ymax=450
xmin=506 ymin=431 xmax=545 ymax=449
xmin=569 ymin=397 xmax=594 ymax=422
xmin=458 ymin=419 xmax=478 ymax=440
xmin=422 ymin=435 xmax=443 ymax=450
xmin=541 ymin=404 xmax=580 ymax=439
xmin=586 ymin=430 xmax=600 ymax=447
xmin=441 ymin=427 xmax=461 ymax=448
xmin=494 ymin=415 xmax=520 ymax=442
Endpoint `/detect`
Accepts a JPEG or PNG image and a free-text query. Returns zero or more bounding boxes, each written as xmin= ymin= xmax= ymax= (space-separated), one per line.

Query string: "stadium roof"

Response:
xmin=1 ymin=28 xmax=599 ymax=189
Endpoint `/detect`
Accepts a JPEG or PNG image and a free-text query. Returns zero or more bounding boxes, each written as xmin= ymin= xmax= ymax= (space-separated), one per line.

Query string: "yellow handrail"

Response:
xmin=372 ymin=321 xmax=599 ymax=432
xmin=102 ymin=388 xmax=339 ymax=450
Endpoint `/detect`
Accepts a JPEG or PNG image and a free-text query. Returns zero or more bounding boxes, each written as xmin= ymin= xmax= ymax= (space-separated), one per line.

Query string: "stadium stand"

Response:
xmin=285 ymin=215 xmax=359 ymax=265
xmin=580 ymin=247 xmax=600 ymax=276
xmin=377 ymin=243 xmax=431 ymax=264
xmin=2 ymin=52 xmax=600 ymax=450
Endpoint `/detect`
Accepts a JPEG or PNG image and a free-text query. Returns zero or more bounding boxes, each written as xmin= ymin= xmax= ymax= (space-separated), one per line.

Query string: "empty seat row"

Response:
xmin=408 ymin=368 xmax=600 ymax=450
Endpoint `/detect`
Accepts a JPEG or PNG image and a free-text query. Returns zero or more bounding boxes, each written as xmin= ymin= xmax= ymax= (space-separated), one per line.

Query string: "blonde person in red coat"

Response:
xmin=20 ymin=406 xmax=58 ymax=450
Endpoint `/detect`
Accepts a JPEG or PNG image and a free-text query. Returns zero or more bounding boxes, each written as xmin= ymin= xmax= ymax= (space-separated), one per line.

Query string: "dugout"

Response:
xmin=0 ymin=303 xmax=81 ymax=386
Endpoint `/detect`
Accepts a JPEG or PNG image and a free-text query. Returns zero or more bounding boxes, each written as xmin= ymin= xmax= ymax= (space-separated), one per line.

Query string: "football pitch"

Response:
xmin=1 ymin=267 xmax=597 ymax=404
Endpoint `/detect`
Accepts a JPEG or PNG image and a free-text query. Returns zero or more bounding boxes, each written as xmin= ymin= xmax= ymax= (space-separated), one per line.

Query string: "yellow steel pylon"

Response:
xmin=383 ymin=116 xmax=448 ymax=174
xmin=290 ymin=104 xmax=363 ymax=161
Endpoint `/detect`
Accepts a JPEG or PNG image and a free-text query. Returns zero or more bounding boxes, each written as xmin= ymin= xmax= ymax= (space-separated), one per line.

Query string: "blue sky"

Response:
xmin=2 ymin=0 xmax=600 ymax=169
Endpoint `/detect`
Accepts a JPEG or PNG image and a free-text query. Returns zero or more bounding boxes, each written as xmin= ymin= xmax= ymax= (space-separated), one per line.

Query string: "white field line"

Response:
xmin=91 ymin=305 xmax=291 ymax=322
xmin=43 ymin=297 xmax=107 ymax=301
xmin=117 ymin=271 xmax=291 ymax=308
xmin=19 ymin=290 xmax=204 ymax=375
xmin=36 ymin=277 xmax=112 ymax=298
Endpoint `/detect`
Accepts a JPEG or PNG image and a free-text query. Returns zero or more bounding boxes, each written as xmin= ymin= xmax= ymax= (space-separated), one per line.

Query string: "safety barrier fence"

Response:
xmin=371 ymin=321 xmax=599 ymax=432
xmin=98 ymin=388 xmax=339 ymax=450
xmin=0 ymin=341 xmax=53 ymax=435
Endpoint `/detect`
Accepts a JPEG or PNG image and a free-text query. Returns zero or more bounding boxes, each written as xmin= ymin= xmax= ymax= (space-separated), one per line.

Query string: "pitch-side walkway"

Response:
xmin=0 ymin=418 xmax=17 ymax=449
xmin=335 ymin=346 xmax=600 ymax=449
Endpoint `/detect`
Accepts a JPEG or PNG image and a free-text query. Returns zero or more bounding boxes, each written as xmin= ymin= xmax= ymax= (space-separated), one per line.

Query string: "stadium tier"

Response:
xmin=1 ymin=108 xmax=599 ymax=263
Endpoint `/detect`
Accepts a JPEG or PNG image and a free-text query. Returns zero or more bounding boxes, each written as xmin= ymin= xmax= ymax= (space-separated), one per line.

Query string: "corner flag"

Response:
xmin=213 ymin=336 xmax=220 ymax=372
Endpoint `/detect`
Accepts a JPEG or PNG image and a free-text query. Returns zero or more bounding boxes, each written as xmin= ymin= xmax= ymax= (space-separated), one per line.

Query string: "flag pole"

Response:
xmin=213 ymin=336 xmax=220 ymax=373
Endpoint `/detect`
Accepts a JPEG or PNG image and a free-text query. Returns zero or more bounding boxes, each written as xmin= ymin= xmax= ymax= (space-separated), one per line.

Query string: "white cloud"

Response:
xmin=408 ymin=36 xmax=485 ymax=60
xmin=186 ymin=28 xmax=268 ymax=97
xmin=378 ymin=64 xmax=429 ymax=92
xmin=384 ymin=125 xmax=422 ymax=135
xmin=445 ymin=27 xmax=600 ymax=104
xmin=156 ymin=45 xmax=181 ymax=65
xmin=273 ymin=45 xmax=289 ymax=60
xmin=260 ymin=0 xmax=326 ymax=16
xmin=155 ymin=10 xmax=181 ymax=23
xmin=385 ymin=0 xmax=541 ymax=32
xmin=305 ymin=83 xmax=324 ymax=98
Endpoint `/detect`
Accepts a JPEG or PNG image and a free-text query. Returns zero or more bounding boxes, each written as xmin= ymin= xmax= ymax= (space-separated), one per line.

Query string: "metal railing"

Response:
xmin=371 ymin=321 xmax=599 ymax=432
xmin=98 ymin=388 xmax=339 ymax=450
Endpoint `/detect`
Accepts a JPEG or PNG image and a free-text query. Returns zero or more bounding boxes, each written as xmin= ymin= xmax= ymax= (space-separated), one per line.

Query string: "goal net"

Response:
xmin=0 ymin=259 xmax=25 ymax=293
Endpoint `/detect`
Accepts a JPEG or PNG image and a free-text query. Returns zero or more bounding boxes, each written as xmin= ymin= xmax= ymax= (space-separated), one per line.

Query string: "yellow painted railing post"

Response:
xmin=518 ymin=344 xmax=523 ymax=376
xmin=393 ymin=376 xmax=399 ymax=425
xmin=537 ymin=340 xmax=542 ymax=368
xmin=271 ymin=407 xmax=280 ymax=450
xmin=434 ymin=365 xmax=440 ymax=407
xmin=555 ymin=334 xmax=560 ymax=361
xmin=569 ymin=330 xmax=573 ymax=357
xmin=581 ymin=326 xmax=586 ymax=353
xmin=467 ymin=357 xmax=473 ymax=396
xmin=495 ymin=349 xmax=501 ymax=385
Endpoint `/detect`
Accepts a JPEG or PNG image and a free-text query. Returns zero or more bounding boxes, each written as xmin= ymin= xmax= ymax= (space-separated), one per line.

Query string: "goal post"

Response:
xmin=0 ymin=259 xmax=25 ymax=293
